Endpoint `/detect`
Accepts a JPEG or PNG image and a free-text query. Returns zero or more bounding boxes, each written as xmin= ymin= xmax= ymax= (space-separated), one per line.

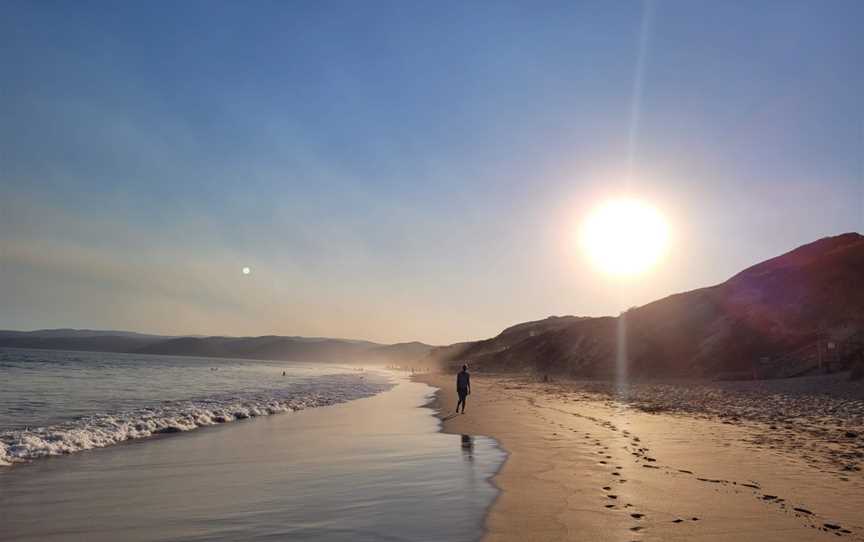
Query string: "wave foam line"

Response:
xmin=1 ymin=373 xmax=391 ymax=466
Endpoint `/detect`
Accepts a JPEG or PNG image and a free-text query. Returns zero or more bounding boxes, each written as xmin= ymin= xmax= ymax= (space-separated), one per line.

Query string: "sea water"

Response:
xmin=0 ymin=348 xmax=390 ymax=465
xmin=0 ymin=349 xmax=505 ymax=541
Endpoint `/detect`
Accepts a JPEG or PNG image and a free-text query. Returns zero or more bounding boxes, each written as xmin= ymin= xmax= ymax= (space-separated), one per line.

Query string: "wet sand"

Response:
xmin=0 ymin=376 xmax=505 ymax=542
xmin=416 ymin=373 xmax=864 ymax=541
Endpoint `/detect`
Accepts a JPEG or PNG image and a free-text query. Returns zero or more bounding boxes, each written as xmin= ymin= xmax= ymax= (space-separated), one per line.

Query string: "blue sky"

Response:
xmin=2 ymin=1 xmax=862 ymax=343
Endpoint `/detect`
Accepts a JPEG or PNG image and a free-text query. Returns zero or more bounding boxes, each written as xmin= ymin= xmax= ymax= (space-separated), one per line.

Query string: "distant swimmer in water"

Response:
xmin=282 ymin=371 xmax=286 ymax=376
xmin=456 ymin=364 xmax=471 ymax=414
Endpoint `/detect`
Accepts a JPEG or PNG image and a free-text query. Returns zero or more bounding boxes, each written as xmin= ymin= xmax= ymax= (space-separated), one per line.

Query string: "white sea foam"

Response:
xmin=0 ymin=373 xmax=391 ymax=466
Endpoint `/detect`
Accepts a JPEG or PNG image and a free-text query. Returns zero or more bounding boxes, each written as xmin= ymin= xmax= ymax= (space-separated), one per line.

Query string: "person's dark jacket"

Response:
xmin=456 ymin=371 xmax=470 ymax=395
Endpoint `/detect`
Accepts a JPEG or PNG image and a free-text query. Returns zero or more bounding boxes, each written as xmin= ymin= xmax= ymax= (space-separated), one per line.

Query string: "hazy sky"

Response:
xmin=2 ymin=1 xmax=863 ymax=344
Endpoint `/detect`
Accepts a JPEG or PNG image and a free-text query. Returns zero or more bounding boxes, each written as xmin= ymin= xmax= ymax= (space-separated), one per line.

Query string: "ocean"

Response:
xmin=0 ymin=348 xmax=391 ymax=465
xmin=0 ymin=348 xmax=504 ymax=541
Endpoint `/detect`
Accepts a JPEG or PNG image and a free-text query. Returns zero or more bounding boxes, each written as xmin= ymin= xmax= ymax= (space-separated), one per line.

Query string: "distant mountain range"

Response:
xmin=432 ymin=233 xmax=864 ymax=378
xmin=0 ymin=328 xmax=433 ymax=365
xmin=7 ymin=233 xmax=863 ymax=377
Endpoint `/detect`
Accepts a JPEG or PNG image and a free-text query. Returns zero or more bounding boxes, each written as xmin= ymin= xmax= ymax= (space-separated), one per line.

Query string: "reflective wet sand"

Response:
xmin=0 ymin=378 xmax=505 ymax=542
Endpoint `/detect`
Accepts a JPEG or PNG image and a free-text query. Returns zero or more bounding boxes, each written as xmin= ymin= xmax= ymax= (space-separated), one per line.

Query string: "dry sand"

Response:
xmin=415 ymin=373 xmax=864 ymax=542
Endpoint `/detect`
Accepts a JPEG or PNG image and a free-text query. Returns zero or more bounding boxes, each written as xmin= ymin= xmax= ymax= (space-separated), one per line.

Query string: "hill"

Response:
xmin=0 ymin=330 xmax=433 ymax=365
xmin=447 ymin=233 xmax=864 ymax=378
xmin=0 ymin=329 xmax=172 ymax=339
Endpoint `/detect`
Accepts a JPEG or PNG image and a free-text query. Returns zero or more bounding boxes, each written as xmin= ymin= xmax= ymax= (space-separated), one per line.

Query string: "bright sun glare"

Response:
xmin=580 ymin=198 xmax=669 ymax=277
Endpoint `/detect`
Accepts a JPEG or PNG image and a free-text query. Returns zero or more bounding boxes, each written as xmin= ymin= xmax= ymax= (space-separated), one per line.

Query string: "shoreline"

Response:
xmin=418 ymin=376 xmax=510 ymax=541
xmin=1 ymin=376 xmax=505 ymax=542
xmin=414 ymin=372 xmax=864 ymax=541
xmin=0 ymin=370 xmax=392 ymax=467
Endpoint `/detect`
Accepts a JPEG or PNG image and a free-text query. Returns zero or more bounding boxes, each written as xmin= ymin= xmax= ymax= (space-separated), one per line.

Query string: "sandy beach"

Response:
xmin=416 ymin=372 xmax=864 ymax=541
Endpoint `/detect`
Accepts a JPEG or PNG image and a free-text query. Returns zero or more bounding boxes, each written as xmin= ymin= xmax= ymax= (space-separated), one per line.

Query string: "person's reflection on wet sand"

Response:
xmin=461 ymin=434 xmax=474 ymax=462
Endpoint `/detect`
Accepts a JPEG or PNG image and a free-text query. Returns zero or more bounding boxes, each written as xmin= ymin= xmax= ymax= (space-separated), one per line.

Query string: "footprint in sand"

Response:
xmin=602 ymin=486 xmax=611 ymax=490
xmin=607 ymin=494 xmax=618 ymax=499
xmin=631 ymin=513 xmax=645 ymax=519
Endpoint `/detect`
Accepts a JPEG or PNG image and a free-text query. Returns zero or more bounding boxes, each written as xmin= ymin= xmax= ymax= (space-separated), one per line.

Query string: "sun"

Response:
xmin=580 ymin=198 xmax=669 ymax=277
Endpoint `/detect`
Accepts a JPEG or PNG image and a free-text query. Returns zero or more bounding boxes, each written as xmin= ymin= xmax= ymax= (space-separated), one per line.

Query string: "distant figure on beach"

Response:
xmin=456 ymin=364 xmax=471 ymax=414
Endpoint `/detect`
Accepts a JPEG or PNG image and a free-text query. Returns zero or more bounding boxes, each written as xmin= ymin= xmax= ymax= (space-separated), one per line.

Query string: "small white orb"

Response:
xmin=242 ymin=266 xmax=251 ymax=275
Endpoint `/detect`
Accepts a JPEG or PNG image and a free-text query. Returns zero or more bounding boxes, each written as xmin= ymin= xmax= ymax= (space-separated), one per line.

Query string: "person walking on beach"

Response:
xmin=456 ymin=364 xmax=471 ymax=414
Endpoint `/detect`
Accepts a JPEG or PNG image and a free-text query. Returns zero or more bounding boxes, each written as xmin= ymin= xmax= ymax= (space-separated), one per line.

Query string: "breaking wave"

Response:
xmin=0 ymin=373 xmax=391 ymax=466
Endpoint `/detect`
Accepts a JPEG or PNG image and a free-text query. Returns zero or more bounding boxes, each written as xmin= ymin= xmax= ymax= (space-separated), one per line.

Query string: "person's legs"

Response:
xmin=456 ymin=393 xmax=465 ymax=413
xmin=459 ymin=392 xmax=467 ymax=413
